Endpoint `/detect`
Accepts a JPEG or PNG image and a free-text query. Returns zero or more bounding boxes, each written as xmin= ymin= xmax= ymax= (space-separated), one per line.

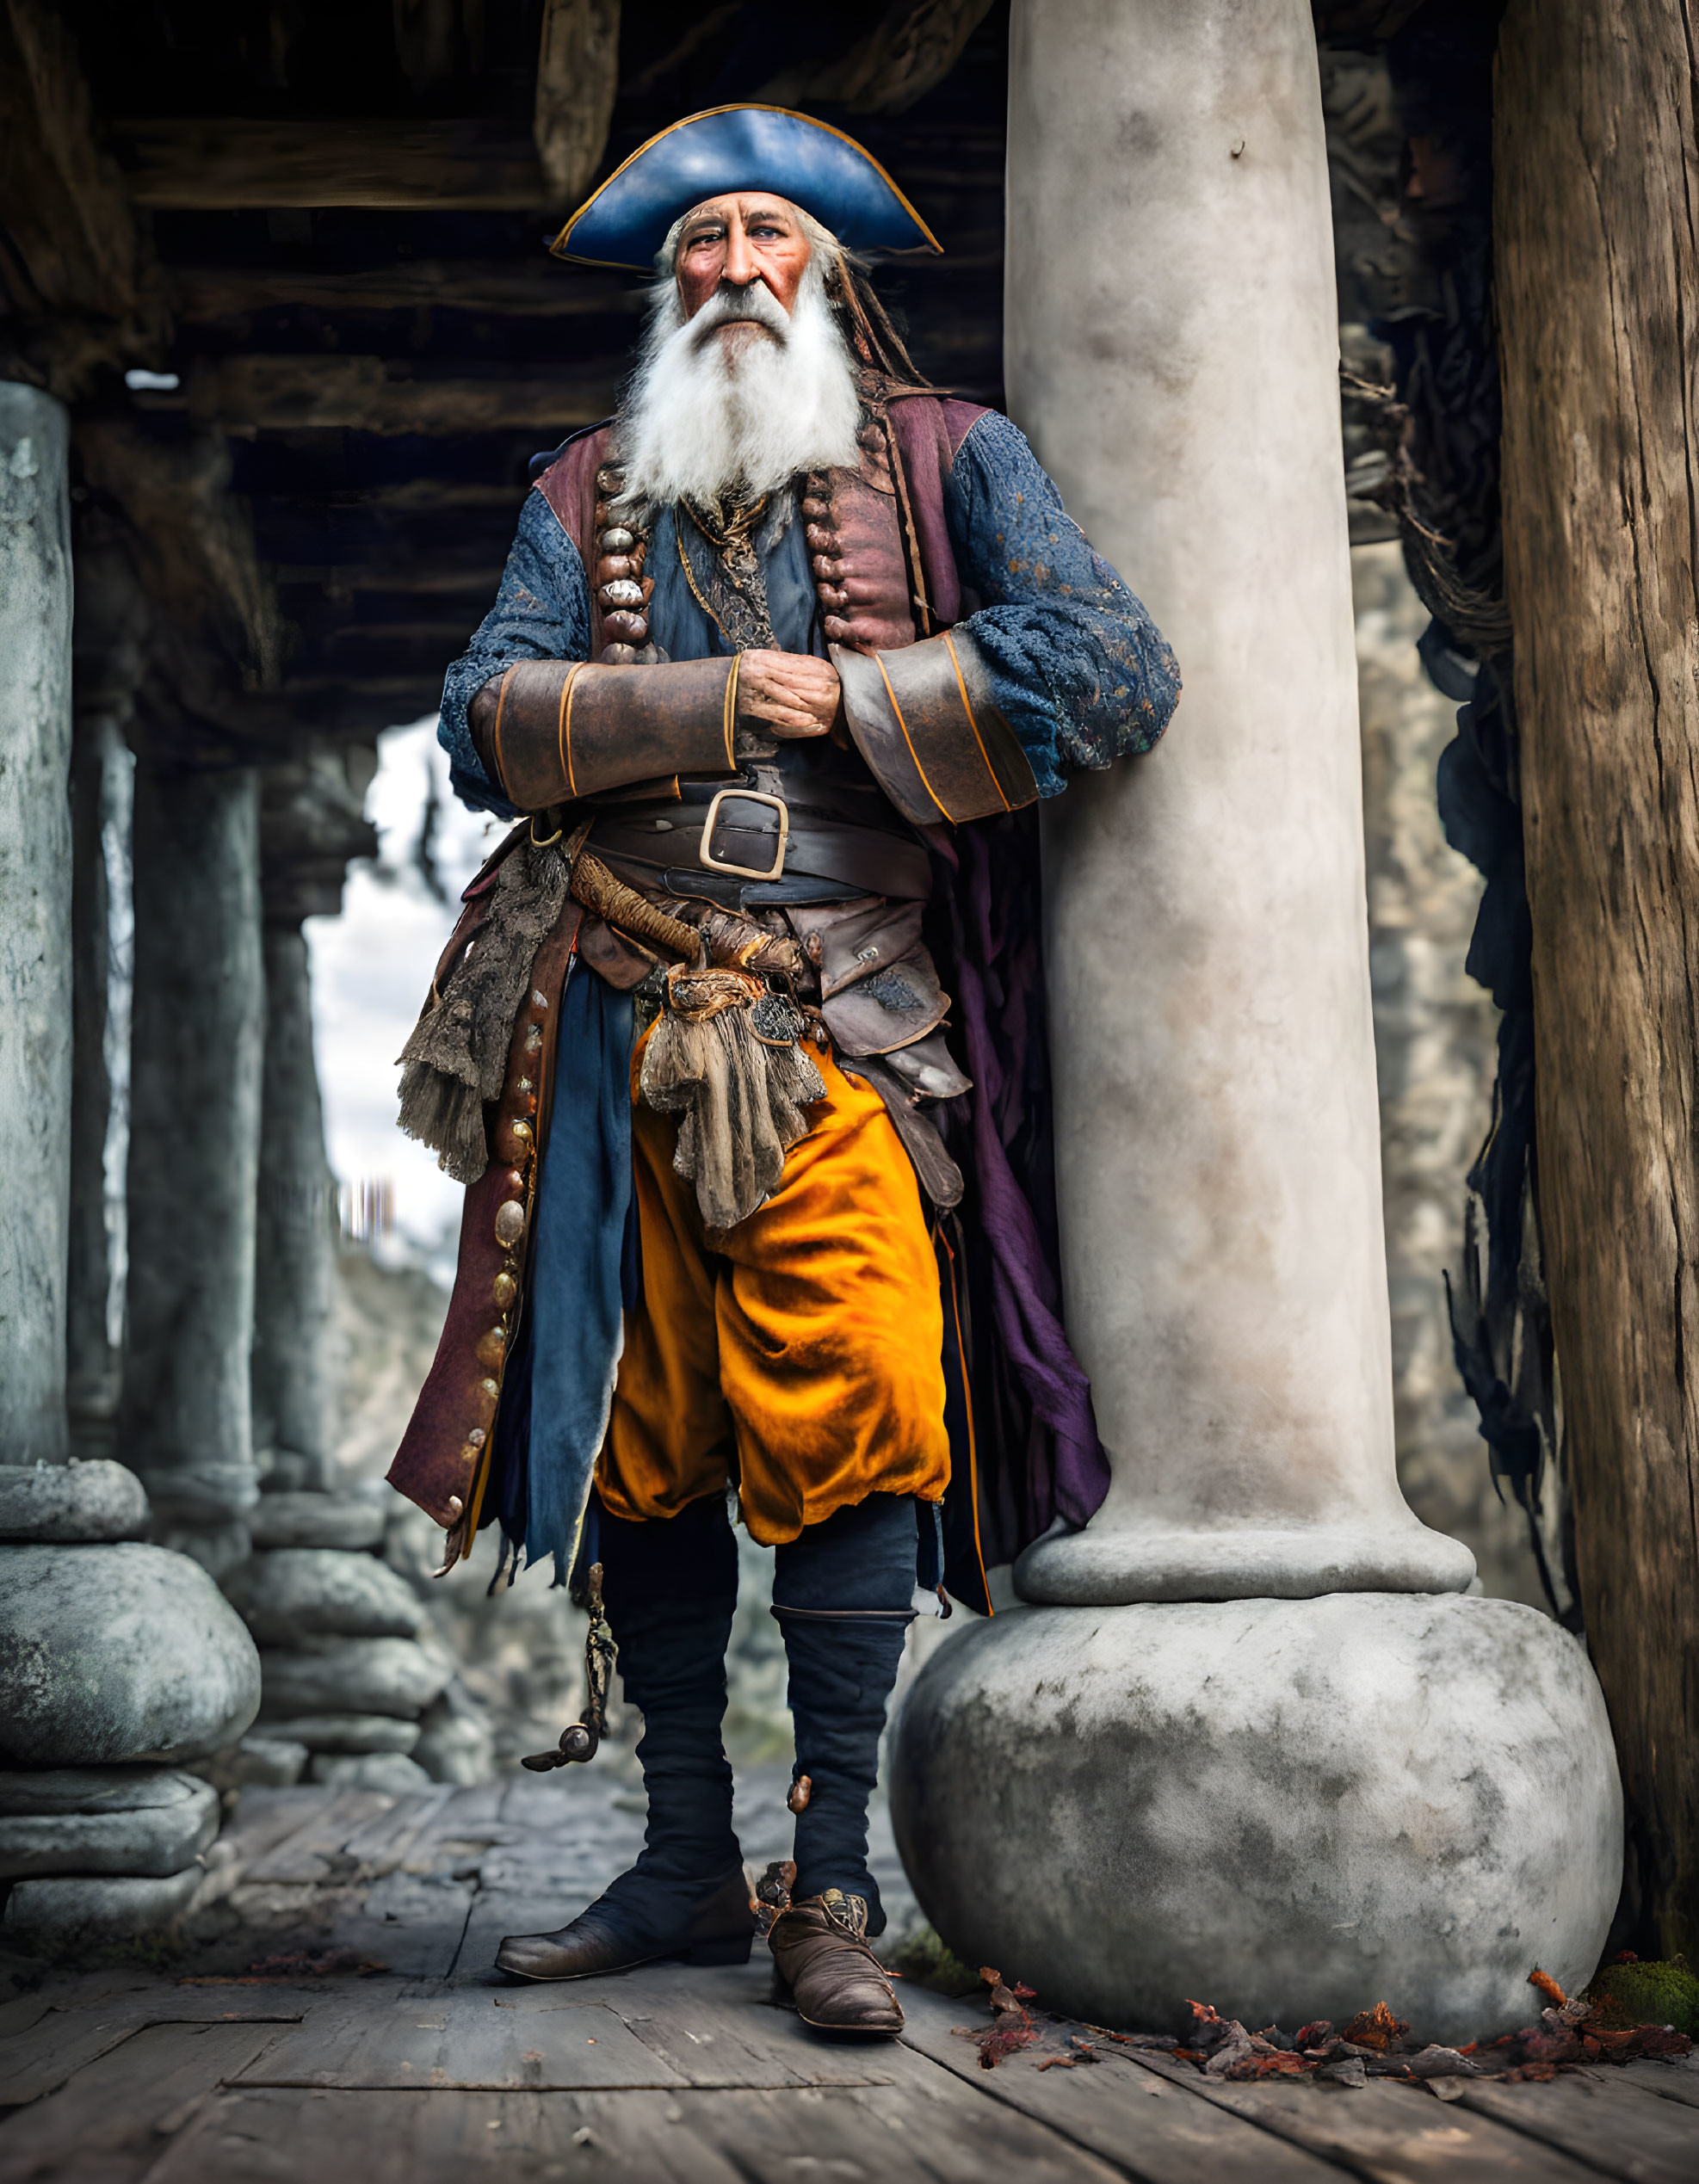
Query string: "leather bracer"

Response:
xmin=480 ymin=656 xmax=741 ymax=811
xmin=829 ymin=629 xmax=1038 ymax=827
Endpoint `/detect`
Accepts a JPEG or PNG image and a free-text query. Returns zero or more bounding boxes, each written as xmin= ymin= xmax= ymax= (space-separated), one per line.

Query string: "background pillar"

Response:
xmin=0 ymin=384 xmax=72 ymax=1468
xmin=66 ymin=713 xmax=133 ymax=1451
xmin=122 ymin=762 xmax=264 ymax=1574
xmin=67 ymin=531 xmax=145 ymax=1455
xmin=0 ymin=401 xmax=261 ymax=1953
xmin=221 ymin=750 xmax=460 ymax=1796
xmin=893 ymin=0 xmax=1622 ymax=2040
xmin=252 ymin=923 xmax=337 ymax=1495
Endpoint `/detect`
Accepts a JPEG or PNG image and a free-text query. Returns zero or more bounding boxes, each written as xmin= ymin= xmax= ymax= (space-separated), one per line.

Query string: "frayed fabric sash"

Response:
xmin=395 ymin=837 xmax=571 ymax=1184
xmin=396 ymin=814 xmax=825 ymax=1234
xmin=639 ymin=965 xmax=826 ymax=1232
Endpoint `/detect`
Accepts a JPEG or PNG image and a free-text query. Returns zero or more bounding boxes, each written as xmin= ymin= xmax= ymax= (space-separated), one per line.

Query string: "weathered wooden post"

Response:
xmin=893 ymin=0 xmax=1622 ymax=2039
xmin=1496 ymin=0 xmax=1699 ymax=1955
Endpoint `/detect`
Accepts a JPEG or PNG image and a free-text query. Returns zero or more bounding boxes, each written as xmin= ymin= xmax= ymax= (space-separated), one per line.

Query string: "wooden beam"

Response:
xmin=0 ymin=0 xmax=166 ymax=393
xmin=758 ymin=1 xmax=997 ymax=117
xmin=252 ymin=493 xmax=522 ymax=572
xmin=310 ymin=481 xmax=528 ymax=513
xmin=271 ymin=558 xmax=506 ymax=596
xmin=187 ymin=356 xmax=615 ymax=436
xmin=270 ymin=676 xmax=448 ymax=735
xmin=111 ymin=119 xmax=547 ymax=210
xmin=77 ymin=419 xmax=282 ymax=691
xmin=1497 ymin=0 xmax=1699 ymax=1953
xmin=315 ymin=622 xmax=473 ymax=678
xmin=534 ymin=0 xmax=621 ymax=209
xmin=167 ymin=262 xmax=642 ymax=321
xmin=392 ymin=0 xmax=464 ymax=95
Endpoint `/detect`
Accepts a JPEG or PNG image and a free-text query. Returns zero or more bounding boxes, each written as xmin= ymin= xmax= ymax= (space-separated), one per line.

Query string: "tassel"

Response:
xmin=640 ymin=968 xmax=825 ymax=1231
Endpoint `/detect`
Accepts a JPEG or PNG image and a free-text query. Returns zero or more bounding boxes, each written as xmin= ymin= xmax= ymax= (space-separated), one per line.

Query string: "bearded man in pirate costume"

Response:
xmin=387 ymin=107 xmax=1179 ymax=2037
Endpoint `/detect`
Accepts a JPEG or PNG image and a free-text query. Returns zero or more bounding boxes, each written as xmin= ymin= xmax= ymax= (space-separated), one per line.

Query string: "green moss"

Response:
xmin=884 ymin=1925 xmax=981 ymax=1997
xmin=1585 ymin=1957 xmax=1699 ymax=2036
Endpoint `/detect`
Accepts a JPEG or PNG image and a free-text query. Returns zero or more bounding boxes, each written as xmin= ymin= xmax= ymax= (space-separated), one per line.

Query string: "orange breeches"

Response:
xmin=596 ymin=1037 xmax=951 ymax=1545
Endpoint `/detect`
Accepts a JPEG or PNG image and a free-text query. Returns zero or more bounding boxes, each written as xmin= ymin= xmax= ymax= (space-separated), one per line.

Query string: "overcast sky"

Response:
xmin=306 ymin=718 xmax=506 ymax=1284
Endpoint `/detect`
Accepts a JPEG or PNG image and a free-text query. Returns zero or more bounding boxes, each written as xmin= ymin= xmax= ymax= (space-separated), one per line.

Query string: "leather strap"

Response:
xmin=592 ymin=859 xmax=866 ymax=911
xmin=590 ymin=810 xmax=932 ymax=899
xmin=831 ymin=627 xmax=1038 ymax=826
xmin=839 ymin=1053 xmax=966 ymax=1210
xmin=485 ymin=656 xmax=740 ymax=810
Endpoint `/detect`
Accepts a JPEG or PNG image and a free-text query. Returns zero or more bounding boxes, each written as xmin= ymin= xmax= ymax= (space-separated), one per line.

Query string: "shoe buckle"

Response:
xmin=819 ymin=1888 xmax=869 ymax=1940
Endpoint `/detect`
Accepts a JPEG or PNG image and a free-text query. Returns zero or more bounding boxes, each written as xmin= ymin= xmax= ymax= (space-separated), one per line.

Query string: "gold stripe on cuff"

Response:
xmin=723 ymin=652 xmax=743 ymax=770
xmin=942 ymin=631 xmax=1011 ymax=815
xmin=559 ymin=663 xmax=585 ymax=799
xmin=491 ymin=666 xmax=515 ymax=798
xmin=874 ymin=652 xmax=948 ymax=821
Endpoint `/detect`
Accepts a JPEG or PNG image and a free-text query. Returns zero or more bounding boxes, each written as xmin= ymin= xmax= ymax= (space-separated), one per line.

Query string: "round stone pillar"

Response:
xmin=253 ymin=923 xmax=337 ymax=1495
xmin=1013 ymin=0 xmax=1467 ymax=1604
xmin=67 ymin=712 xmax=133 ymax=1452
xmin=122 ymin=762 xmax=265 ymax=1573
xmin=0 ymin=385 xmax=72 ymax=1469
xmin=893 ymin=0 xmax=1621 ymax=2039
xmin=67 ymin=531 xmax=146 ymax=1457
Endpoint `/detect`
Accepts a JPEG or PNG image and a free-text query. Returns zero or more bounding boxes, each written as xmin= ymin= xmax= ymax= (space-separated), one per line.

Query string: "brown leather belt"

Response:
xmin=590 ymin=800 xmax=932 ymax=901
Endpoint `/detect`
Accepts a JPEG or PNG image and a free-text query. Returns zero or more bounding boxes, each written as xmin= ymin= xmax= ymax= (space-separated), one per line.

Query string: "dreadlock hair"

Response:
xmin=823 ymin=248 xmax=933 ymax=389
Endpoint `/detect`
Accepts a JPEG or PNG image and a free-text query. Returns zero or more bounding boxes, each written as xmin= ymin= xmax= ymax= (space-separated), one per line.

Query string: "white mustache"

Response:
xmin=689 ymin=281 xmax=790 ymax=348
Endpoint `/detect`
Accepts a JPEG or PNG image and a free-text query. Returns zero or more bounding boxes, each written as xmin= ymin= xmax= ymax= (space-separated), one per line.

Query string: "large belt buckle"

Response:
xmin=699 ymin=787 xmax=788 ymax=883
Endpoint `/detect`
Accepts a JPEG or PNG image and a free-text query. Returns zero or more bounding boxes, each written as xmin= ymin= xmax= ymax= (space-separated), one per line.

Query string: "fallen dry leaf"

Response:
xmin=1527 ymin=1967 xmax=1567 ymax=2010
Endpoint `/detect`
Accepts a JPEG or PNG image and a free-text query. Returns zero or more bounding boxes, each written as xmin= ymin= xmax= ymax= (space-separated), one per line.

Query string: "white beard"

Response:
xmin=616 ymin=254 xmax=862 ymax=509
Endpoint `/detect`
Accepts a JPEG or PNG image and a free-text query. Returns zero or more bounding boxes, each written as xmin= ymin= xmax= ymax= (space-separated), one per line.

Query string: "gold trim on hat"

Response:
xmin=549 ymin=104 xmax=945 ymax=269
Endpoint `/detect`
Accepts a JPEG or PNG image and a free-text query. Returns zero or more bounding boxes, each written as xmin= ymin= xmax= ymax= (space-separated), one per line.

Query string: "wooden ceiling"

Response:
xmin=0 ymin=1 xmax=1007 ymax=765
xmin=2 ymin=0 xmax=1473 ymax=774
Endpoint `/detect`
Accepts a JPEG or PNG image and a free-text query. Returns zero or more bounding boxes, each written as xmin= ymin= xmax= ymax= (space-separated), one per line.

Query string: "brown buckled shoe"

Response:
xmin=769 ymin=1890 xmax=904 ymax=2036
xmin=496 ymin=1865 xmax=754 ymax=1982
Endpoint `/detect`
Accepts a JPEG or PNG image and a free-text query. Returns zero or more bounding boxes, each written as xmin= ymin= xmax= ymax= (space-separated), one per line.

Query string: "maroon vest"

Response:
xmin=533 ymin=390 xmax=986 ymax=660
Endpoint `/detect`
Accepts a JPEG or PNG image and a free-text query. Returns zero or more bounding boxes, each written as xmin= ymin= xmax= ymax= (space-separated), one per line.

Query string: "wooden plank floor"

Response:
xmin=3 ymin=1781 xmax=1696 ymax=2184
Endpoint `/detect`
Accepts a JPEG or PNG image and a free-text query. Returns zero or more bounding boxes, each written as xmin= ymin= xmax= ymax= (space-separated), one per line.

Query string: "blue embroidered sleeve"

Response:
xmin=945 ymin=410 xmax=1181 ymax=797
xmin=438 ymin=490 xmax=593 ymax=812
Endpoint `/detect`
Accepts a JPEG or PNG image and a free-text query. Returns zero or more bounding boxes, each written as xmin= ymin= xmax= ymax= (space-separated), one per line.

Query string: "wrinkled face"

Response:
xmin=675 ymin=194 xmax=813 ymax=349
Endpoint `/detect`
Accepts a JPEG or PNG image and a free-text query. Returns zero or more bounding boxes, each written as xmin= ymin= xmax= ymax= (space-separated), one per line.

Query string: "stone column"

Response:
xmin=66 ymin=714 xmax=133 ymax=1451
xmin=122 ymin=762 xmax=265 ymax=1574
xmin=0 ymin=402 xmax=262 ymax=1954
xmin=67 ymin=532 xmax=145 ymax=1455
xmin=0 ymin=384 xmax=72 ymax=1469
xmin=252 ymin=923 xmax=337 ymax=1495
xmin=220 ymin=751 xmax=462 ymax=1794
xmin=892 ymin=0 xmax=1622 ymax=2043
xmin=249 ymin=751 xmax=374 ymax=1497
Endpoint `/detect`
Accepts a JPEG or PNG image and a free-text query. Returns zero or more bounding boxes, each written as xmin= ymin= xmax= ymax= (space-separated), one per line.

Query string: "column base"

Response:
xmin=1016 ymin=1514 xmax=1477 ymax=1604
xmin=3 ymin=1868 xmax=205 ymax=1956
xmin=0 ymin=1544 xmax=261 ymax=1767
xmin=890 ymin=1594 xmax=1621 ymax=2045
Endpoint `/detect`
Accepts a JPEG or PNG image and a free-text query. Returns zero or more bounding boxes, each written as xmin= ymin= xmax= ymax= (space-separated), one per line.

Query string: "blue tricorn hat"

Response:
xmin=550 ymin=105 xmax=942 ymax=270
